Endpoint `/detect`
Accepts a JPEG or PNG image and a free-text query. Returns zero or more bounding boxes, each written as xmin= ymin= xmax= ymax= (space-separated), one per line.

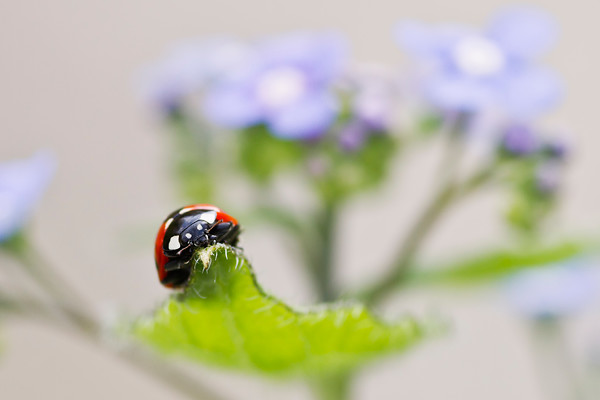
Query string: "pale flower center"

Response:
xmin=452 ymin=36 xmax=506 ymax=77
xmin=255 ymin=67 xmax=307 ymax=109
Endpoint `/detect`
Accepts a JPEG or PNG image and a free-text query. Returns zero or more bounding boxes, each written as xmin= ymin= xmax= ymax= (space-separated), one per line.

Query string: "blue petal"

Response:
xmin=502 ymin=125 xmax=539 ymax=155
xmin=0 ymin=151 xmax=56 ymax=242
xmin=258 ymin=32 xmax=347 ymax=84
xmin=140 ymin=38 xmax=251 ymax=113
xmin=395 ymin=21 xmax=437 ymax=57
xmin=202 ymin=87 xmax=263 ymax=128
xmin=488 ymin=6 xmax=558 ymax=60
xmin=425 ymin=73 xmax=495 ymax=112
xmin=503 ymin=261 xmax=599 ymax=319
xmin=267 ymin=93 xmax=338 ymax=139
xmin=395 ymin=21 xmax=473 ymax=60
xmin=498 ymin=66 xmax=562 ymax=118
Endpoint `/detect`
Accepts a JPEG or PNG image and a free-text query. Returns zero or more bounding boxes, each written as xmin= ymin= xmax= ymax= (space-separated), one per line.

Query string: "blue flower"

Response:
xmin=503 ymin=261 xmax=599 ymax=319
xmin=345 ymin=65 xmax=399 ymax=131
xmin=339 ymin=119 xmax=369 ymax=152
xmin=140 ymin=38 xmax=251 ymax=115
xmin=338 ymin=66 xmax=399 ymax=151
xmin=202 ymin=32 xmax=347 ymax=139
xmin=396 ymin=6 xmax=562 ymax=119
xmin=0 ymin=151 xmax=56 ymax=242
xmin=501 ymin=124 xmax=539 ymax=156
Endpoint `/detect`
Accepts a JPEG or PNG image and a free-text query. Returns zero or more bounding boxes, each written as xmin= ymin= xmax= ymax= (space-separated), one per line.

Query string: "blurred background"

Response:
xmin=1 ymin=0 xmax=600 ymax=399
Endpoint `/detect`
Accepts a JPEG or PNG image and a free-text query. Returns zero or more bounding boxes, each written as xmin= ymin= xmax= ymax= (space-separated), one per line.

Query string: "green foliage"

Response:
xmin=499 ymin=154 xmax=562 ymax=236
xmin=0 ymin=232 xmax=27 ymax=255
xmin=506 ymin=191 xmax=555 ymax=234
xmin=416 ymin=113 xmax=443 ymax=137
xmin=238 ymin=126 xmax=307 ymax=183
xmin=169 ymin=113 xmax=217 ymax=202
xmin=132 ymin=245 xmax=426 ymax=375
xmin=313 ymin=133 xmax=398 ymax=203
xmin=411 ymin=241 xmax=587 ymax=286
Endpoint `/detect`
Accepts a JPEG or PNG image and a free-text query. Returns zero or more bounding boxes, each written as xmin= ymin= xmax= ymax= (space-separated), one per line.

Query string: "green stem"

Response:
xmin=311 ymin=372 xmax=353 ymax=400
xmin=585 ymin=345 xmax=600 ymax=400
xmin=360 ymin=164 xmax=495 ymax=306
xmin=361 ymin=181 xmax=457 ymax=305
xmin=1 ymin=292 xmax=227 ymax=400
xmin=0 ymin=292 xmax=56 ymax=322
xmin=313 ymin=202 xmax=339 ymax=302
xmin=9 ymin=235 xmax=91 ymax=311
xmin=529 ymin=318 xmax=585 ymax=400
xmin=1 ymin=240 xmax=228 ymax=400
xmin=169 ymin=111 xmax=216 ymax=202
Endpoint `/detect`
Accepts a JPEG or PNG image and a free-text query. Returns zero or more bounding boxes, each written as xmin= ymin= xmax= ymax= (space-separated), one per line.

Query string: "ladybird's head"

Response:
xmin=179 ymin=220 xmax=211 ymax=248
xmin=163 ymin=217 xmax=211 ymax=258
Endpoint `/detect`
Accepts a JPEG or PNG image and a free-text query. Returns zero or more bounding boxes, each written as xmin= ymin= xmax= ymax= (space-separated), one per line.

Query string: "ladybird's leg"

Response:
xmin=161 ymin=259 xmax=192 ymax=287
xmin=217 ymin=223 xmax=240 ymax=246
xmin=208 ymin=222 xmax=240 ymax=245
xmin=163 ymin=258 xmax=186 ymax=272
xmin=161 ymin=268 xmax=192 ymax=287
xmin=226 ymin=224 xmax=240 ymax=246
xmin=207 ymin=221 xmax=231 ymax=238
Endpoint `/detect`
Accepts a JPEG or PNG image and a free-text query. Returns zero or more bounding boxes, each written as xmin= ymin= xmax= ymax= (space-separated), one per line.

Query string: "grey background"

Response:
xmin=1 ymin=0 xmax=599 ymax=399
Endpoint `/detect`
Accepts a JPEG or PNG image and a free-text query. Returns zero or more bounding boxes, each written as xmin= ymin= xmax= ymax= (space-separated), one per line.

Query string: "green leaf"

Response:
xmin=131 ymin=245 xmax=426 ymax=375
xmin=411 ymin=241 xmax=588 ymax=286
xmin=237 ymin=126 xmax=307 ymax=183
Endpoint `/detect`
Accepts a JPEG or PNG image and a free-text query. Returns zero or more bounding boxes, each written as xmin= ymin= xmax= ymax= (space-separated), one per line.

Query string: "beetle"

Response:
xmin=154 ymin=204 xmax=239 ymax=288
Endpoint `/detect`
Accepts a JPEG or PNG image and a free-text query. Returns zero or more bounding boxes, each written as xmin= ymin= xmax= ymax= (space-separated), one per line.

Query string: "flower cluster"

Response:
xmin=143 ymin=7 xmax=564 ymax=159
xmin=140 ymin=6 xmax=570 ymax=212
xmin=396 ymin=6 xmax=561 ymax=119
xmin=202 ymin=33 xmax=346 ymax=140
xmin=143 ymin=33 xmax=356 ymax=140
xmin=495 ymin=122 xmax=570 ymax=233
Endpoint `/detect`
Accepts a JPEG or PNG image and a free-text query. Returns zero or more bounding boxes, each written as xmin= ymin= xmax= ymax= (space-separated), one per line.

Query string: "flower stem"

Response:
xmin=529 ymin=318 xmax=585 ymax=400
xmin=1 ymin=239 xmax=228 ymax=400
xmin=359 ymin=163 xmax=495 ymax=306
xmin=311 ymin=372 xmax=354 ymax=400
xmin=360 ymin=181 xmax=457 ymax=305
xmin=170 ymin=111 xmax=217 ymax=203
xmin=7 ymin=234 xmax=92 ymax=313
xmin=313 ymin=202 xmax=339 ymax=302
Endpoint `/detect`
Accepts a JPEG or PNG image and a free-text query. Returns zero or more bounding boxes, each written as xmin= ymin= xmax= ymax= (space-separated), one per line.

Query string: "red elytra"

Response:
xmin=154 ymin=222 xmax=171 ymax=285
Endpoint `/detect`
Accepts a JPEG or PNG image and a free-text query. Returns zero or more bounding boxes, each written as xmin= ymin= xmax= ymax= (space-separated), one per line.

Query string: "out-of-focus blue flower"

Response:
xmin=345 ymin=65 xmax=399 ymax=131
xmin=202 ymin=32 xmax=346 ymax=139
xmin=338 ymin=66 xmax=398 ymax=151
xmin=503 ymin=261 xmax=599 ymax=319
xmin=140 ymin=38 xmax=251 ymax=114
xmin=0 ymin=151 xmax=56 ymax=242
xmin=501 ymin=125 xmax=539 ymax=156
xmin=396 ymin=6 xmax=561 ymax=118
xmin=339 ymin=120 xmax=369 ymax=152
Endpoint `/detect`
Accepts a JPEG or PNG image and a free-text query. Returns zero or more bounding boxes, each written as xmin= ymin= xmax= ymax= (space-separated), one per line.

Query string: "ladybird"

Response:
xmin=154 ymin=204 xmax=240 ymax=288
